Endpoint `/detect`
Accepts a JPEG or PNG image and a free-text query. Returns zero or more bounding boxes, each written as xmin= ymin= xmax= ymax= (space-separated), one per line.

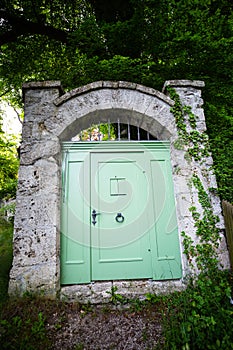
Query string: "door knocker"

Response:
xmin=115 ymin=213 xmax=124 ymax=223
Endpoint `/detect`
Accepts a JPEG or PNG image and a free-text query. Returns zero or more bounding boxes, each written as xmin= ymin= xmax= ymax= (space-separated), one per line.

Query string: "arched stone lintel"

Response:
xmin=53 ymin=81 xmax=175 ymax=107
xmin=52 ymin=85 xmax=176 ymax=142
xmin=58 ymin=109 xmax=173 ymax=141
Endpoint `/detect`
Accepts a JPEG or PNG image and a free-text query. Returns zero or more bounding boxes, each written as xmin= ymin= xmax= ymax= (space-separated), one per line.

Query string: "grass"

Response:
xmin=0 ymin=296 xmax=63 ymax=350
xmin=0 ymin=217 xmax=13 ymax=304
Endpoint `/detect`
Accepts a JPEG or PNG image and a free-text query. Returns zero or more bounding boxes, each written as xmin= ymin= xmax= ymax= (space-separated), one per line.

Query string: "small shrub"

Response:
xmin=160 ymin=270 xmax=233 ymax=350
xmin=0 ymin=297 xmax=62 ymax=349
xmin=0 ymin=310 xmax=50 ymax=350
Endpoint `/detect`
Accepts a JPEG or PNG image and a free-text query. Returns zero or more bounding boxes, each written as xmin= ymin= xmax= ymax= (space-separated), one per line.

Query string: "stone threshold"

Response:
xmin=60 ymin=279 xmax=184 ymax=304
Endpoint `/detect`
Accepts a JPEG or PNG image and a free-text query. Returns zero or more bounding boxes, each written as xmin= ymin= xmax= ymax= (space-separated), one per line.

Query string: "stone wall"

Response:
xmin=8 ymin=80 xmax=230 ymax=301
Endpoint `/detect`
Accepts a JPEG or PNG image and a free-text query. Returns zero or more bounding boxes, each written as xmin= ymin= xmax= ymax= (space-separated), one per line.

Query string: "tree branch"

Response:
xmin=0 ymin=89 xmax=11 ymax=98
xmin=0 ymin=8 xmax=68 ymax=46
xmin=6 ymin=102 xmax=23 ymax=125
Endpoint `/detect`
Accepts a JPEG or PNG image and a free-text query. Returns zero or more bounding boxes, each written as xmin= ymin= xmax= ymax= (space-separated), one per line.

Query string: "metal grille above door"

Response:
xmin=71 ymin=121 xmax=157 ymax=142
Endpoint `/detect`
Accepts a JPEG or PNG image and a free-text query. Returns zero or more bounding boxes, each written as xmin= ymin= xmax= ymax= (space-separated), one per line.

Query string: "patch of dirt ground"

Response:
xmin=46 ymin=303 xmax=164 ymax=350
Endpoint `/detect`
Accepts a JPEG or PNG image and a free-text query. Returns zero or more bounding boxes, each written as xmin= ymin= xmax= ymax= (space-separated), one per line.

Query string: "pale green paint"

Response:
xmin=61 ymin=142 xmax=182 ymax=284
xmin=61 ymin=152 xmax=91 ymax=284
xmin=91 ymin=152 xmax=153 ymax=280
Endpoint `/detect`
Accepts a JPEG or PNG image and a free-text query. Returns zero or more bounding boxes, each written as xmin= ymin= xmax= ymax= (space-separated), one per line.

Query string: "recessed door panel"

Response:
xmin=61 ymin=155 xmax=90 ymax=284
xmin=150 ymin=159 xmax=182 ymax=279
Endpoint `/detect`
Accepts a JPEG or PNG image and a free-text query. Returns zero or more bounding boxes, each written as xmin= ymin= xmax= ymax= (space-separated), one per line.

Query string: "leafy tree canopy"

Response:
xmin=0 ymin=112 xmax=19 ymax=200
xmin=0 ymin=0 xmax=232 ymax=201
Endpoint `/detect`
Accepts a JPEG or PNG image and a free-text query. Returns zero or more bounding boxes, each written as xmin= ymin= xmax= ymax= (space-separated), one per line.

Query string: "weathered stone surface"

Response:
xmin=61 ymin=283 xmax=112 ymax=304
xmin=8 ymin=263 xmax=58 ymax=298
xmin=20 ymin=141 xmax=60 ymax=165
xmin=60 ymin=280 xmax=185 ymax=304
xmin=162 ymin=80 xmax=205 ymax=92
xmin=9 ymin=80 xmax=230 ymax=302
xmin=23 ymin=80 xmax=63 ymax=90
xmin=53 ymin=88 xmax=174 ymax=141
xmin=53 ymin=80 xmax=174 ymax=107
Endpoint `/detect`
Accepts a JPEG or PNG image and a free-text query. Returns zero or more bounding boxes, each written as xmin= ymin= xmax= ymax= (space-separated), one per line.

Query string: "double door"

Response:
xmin=61 ymin=142 xmax=182 ymax=284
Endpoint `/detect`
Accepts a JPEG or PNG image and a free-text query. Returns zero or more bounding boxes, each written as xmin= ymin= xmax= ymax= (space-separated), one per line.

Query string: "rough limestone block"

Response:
xmin=61 ymin=282 xmax=112 ymax=304
xmin=20 ymin=141 xmax=60 ymax=165
xmin=12 ymin=226 xmax=57 ymax=267
xmin=9 ymin=263 xmax=58 ymax=298
xmin=113 ymin=280 xmax=154 ymax=299
xmin=149 ymin=280 xmax=185 ymax=294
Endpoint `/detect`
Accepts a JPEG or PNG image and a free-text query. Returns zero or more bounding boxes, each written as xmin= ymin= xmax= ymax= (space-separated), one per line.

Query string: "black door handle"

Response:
xmin=92 ymin=209 xmax=100 ymax=226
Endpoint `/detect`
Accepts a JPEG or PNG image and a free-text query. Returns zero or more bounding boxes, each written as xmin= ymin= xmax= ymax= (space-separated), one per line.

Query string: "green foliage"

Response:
xmin=0 ymin=312 xmax=47 ymax=350
xmin=0 ymin=10 xmax=232 ymax=350
xmin=163 ymin=86 xmax=233 ymax=348
xmin=0 ymin=217 xmax=13 ymax=304
xmin=107 ymin=286 xmax=128 ymax=305
xmin=169 ymin=88 xmax=223 ymax=273
xmin=0 ymin=0 xmax=232 ymax=202
xmin=0 ymin=307 xmax=50 ymax=350
xmin=168 ymin=86 xmax=210 ymax=162
xmin=181 ymin=175 xmax=221 ymax=272
xmin=205 ymin=103 xmax=233 ymax=203
xmin=0 ymin=201 xmax=16 ymax=218
xmin=161 ymin=270 xmax=233 ymax=350
xmin=0 ymin=114 xmax=19 ymax=200
xmin=74 ymin=123 xmax=116 ymax=141
xmin=106 ymin=286 xmax=149 ymax=311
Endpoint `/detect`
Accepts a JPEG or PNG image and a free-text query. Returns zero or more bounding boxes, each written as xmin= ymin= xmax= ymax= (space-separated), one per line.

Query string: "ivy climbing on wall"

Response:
xmin=168 ymin=86 xmax=224 ymax=274
xmin=168 ymin=86 xmax=210 ymax=162
xmin=182 ymin=174 xmax=220 ymax=272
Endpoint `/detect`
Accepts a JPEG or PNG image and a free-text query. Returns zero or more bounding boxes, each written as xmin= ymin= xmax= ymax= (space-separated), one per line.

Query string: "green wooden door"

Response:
xmin=61 ymin=142 xmax=182 ymax=284
xmin=90 ymin=151 xmax=153 ymax=280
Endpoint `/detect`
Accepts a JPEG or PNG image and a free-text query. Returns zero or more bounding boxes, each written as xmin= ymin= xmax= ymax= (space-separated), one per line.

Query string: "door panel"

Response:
xmin=149 ymin=159 xmax=182 ymax=279
xmin=61 ymin=153 xmax=90 ymax=284
xmin=91 ymin=152 xmax=153 ymax=280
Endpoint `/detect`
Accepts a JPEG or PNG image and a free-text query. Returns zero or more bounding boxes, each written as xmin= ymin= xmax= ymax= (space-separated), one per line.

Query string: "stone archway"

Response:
xmin=42 ymin=81 xmax=176 ymax=141
xmin=8 ymin=80 xmax=228 ymax=301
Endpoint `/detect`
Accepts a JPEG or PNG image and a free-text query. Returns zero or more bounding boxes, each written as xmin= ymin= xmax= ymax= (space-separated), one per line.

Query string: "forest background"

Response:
xmin=0 ymin=0 xmax=232 ymax=203
xmin=0 ymin=3 xmax=233 ymax=349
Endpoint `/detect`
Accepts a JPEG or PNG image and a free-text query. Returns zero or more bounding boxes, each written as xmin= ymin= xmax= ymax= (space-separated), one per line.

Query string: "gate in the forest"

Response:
xmin=8 ymin=80 xmax=229 ymax=301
